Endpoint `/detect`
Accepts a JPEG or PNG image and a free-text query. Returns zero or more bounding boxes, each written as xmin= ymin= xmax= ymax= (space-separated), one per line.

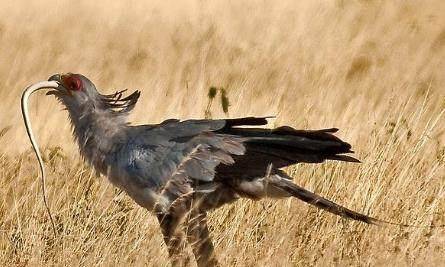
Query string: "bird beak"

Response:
xmin=46 ymin=74 xmax=68 ymax=96
xmin=48 ymin=74 xmax=62 ymax=83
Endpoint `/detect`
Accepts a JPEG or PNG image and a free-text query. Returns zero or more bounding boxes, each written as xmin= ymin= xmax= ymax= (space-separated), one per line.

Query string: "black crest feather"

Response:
xmin=99 ymin=89 xmax=141 ymax=114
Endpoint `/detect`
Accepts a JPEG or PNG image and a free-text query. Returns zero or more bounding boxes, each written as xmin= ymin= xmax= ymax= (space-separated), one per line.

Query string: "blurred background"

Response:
xmin=0 ymin=0 xmax=444 ymax=266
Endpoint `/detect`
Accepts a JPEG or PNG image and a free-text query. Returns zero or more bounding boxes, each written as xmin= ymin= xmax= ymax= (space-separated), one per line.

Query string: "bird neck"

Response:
xmin=68 ymin=105 xmax=128 ymax=174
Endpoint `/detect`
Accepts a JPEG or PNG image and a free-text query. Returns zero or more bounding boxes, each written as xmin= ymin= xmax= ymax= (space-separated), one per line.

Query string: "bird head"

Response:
xmin=47 ymin=73 xmax=140 ymax=116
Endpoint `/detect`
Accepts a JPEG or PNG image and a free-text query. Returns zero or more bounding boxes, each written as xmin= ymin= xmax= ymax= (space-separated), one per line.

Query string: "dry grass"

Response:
xmin=1 ymin=0 xmax=445 ymax=266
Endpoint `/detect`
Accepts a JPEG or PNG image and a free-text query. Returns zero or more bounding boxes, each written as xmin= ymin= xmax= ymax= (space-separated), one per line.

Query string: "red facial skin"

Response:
xmin=62 ymin=74 xmax=83 ymax=92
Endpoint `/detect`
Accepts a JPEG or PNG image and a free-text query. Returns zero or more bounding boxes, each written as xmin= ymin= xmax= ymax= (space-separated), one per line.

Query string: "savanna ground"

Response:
xmin=1 ymin=0 xmax=445 ymax=266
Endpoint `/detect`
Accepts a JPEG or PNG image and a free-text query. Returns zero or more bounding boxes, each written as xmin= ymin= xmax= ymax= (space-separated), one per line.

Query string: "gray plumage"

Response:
xmin=47 ymin=73 xmax=379 ymax=266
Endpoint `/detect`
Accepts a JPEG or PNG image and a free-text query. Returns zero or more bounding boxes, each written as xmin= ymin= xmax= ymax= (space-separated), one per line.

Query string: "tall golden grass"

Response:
xmin=1 ymin=0 xmax=445 ymax=266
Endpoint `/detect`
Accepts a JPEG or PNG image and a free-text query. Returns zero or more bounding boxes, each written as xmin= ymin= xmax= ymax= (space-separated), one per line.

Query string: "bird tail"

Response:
xmin=268 ymin=173 xmax=380 ymax=224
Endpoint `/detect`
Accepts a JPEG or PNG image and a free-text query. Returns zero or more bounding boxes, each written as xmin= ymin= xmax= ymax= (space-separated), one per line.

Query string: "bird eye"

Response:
xmin=63 ymin=75 xmax=83 ymax=91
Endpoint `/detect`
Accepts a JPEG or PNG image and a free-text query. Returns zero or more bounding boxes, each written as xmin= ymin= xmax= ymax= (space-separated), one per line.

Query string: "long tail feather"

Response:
xmin=269 ymin=177 xmax=379 ymax=224
xmin=269 ymin=175 xmax=445 ymax=228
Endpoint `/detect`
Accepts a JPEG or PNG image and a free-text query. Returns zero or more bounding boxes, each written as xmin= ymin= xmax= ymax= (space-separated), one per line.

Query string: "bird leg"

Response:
xmin=166 ymin=191 xmax=219 ymax=266
xmin=155 ymin=191 xmax=204 ymax=266
xmin=185 ymin=210 xmax=218 ymax=267
xmin=156 ymin=212 xmax=190 ymax=267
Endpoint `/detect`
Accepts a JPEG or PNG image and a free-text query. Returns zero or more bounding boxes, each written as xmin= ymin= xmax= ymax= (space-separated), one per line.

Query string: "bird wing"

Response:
xmin=119 ymin=119 xmax=248 ymax=193
xmin=153 ymin=133 xmax=246 ymax=214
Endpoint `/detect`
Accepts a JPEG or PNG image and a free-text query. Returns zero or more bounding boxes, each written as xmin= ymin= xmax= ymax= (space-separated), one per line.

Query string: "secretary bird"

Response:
xmin=38 ymin=73 xmax=379 ymax=266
